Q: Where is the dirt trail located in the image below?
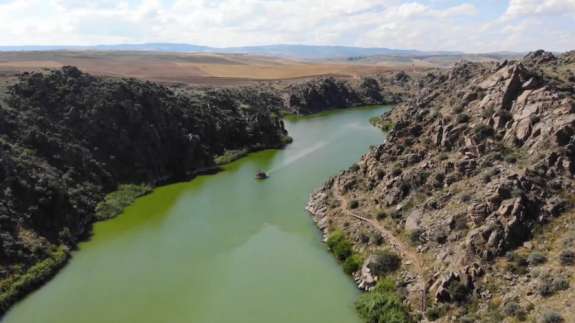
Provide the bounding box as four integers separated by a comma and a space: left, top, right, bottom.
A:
332, 180, 428, 311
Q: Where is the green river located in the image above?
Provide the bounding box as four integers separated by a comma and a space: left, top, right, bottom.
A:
3, 105, 391, 323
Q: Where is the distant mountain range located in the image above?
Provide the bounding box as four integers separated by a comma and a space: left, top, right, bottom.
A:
0, 43, 478, 59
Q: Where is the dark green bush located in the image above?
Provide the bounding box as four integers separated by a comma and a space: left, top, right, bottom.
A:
376, 210, 387, 220
456, 113, 470, 123
447, 279, 468, 303
538, 275, 569, 297
343, 254, 364, 275
355, 278, 411, 323
371, 233, 384, 246
559, 250, 575, 266
349, 200, 360, 209
408, 229, 425, 246
326, 230, 353, 261
503, 301, 526, 319
506, 252, 529, 275
527, 251, 547, 266
474, 124, 494, 141
391, 164, 402, 177
369, 250, 401, 276
541, 311, 563, 323
425, 304, 447, 321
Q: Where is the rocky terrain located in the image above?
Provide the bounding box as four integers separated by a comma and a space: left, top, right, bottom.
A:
280, 76, 404, 114
307, 50, 575, 322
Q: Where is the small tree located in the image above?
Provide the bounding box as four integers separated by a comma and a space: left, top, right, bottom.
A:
369, 249, 401, 276
560, 250, 575, 266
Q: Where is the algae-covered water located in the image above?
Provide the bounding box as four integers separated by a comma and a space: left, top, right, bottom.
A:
3, 106, 391, 323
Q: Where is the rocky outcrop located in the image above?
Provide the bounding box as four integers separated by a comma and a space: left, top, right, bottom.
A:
306, 51, 575, 320
283, 77, 396, 114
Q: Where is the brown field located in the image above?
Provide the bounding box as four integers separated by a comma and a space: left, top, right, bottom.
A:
0, 51, 416, 87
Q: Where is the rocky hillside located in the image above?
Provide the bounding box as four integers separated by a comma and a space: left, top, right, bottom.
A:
280, 76, 404, 114
307, 50, 575, 322
0, 66, 290, 314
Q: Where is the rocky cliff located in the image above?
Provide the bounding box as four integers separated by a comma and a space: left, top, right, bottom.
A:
307, 51, 575, 322
0, 66, 290, 314
281, 76, 403, 114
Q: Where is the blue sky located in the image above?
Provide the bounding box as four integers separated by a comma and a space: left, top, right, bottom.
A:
0, 0, 573, 52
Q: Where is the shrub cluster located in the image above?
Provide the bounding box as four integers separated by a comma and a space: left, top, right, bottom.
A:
95, 184, 153, 221
527, 251, 548, 266
559, 250, 575, 266
506, 252, 529, 275
355, 278, 411, 323
326, 230, 363, 275
369, 249, 402, 276
541, 311, 564, 323
537, 274, 570, 297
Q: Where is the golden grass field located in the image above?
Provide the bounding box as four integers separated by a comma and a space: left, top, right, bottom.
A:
0, 51, 413, 86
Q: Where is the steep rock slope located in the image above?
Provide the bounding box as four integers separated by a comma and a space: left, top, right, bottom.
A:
0, 66, 289, 314
307, 51, 575, 321
281, 76, 403, 114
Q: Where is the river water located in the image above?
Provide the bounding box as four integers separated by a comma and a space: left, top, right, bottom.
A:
3, 105, 391, 323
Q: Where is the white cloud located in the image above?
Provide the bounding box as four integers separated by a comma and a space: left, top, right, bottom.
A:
0, 0, 573, 52
505, 0, 575, 19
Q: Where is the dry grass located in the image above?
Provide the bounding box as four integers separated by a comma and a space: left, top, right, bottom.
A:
0, 51, 415, 86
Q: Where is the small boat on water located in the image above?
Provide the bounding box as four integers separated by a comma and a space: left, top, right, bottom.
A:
255, 171, 268, 180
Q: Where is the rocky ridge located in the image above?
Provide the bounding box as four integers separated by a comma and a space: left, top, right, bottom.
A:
307, 51, 575, 322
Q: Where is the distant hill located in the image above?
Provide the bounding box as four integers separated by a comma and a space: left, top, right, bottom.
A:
0, 43, 469, 60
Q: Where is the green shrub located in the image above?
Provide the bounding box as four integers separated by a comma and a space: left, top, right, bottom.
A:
376, 210, 387, 220
538, 275, 570, 297
214, 148, 249, 165
474, 124, 495, 141
527, 251, 547, 266
369, 249, 401, 276
349, 200, 360, 209
343, 254, 364, 275
370, 233, 384, 246
0, 246, 69, 312
559, 250, 575, 266
506, 252, 529, 275
326, 230, 353, 261
503, 301, 525, 319
456, 113, 470, 123
482, 107, 495, 118
447, 279, 468, 303
541, 311, 563, 323
426, 304, 447, 321
408, 229, 425, 246
391, 164, 402, 177
326, 230, 364, 275
355, 278, 411, 323
95, 184, 153, 221
369, 116, 395, 132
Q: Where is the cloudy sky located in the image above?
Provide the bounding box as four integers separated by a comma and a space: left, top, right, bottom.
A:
0, 0, 573, 52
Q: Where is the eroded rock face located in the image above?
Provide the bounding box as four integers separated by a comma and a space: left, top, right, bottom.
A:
306, 51, 575, 312
283, 76, 398, 114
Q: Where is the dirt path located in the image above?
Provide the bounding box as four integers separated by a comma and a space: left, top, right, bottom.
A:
332, 181, 428, 311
